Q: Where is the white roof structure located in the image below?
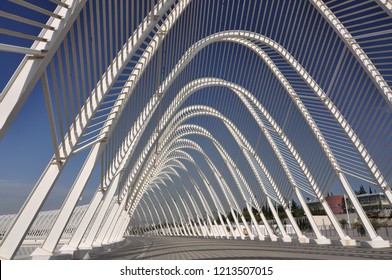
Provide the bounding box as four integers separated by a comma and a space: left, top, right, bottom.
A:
0, 0, 391, 259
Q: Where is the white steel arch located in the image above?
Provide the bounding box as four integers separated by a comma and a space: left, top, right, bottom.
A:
148, 30, 391, 203
124, 104, 302, 242
143, 138, 261, 240
124, 75, 358, 244
83, 28, 391, 249
152, 136, 281, 240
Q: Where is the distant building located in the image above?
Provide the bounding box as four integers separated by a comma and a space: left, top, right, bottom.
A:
325, 195, 345, 214
356, 193, 391, 212
307, 193, 391, 215
307, 195, 347, 215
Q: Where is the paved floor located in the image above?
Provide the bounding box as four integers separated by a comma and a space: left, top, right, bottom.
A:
91, 236, 392, 260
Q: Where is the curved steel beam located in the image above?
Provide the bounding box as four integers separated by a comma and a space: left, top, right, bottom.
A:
156, 107, 307, 241
148, 142, 256, 239
310, 0, 392, 109
137, 150, 246, 239
149, 30, 391, 203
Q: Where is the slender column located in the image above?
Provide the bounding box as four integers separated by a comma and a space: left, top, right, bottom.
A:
212, 218, 224, 238
188, 219, 198, 236
205, 215, 215, 237
59, 190, 104, 254
198, 217, 208, 237
230, 208, 245, 239
223, 215, 236, 239
184, 222, 192, 236
151, 191, 173, 236
217, 212, 230, 239
267, 198, 291, 242
94, 202, 120, 246
32, 144, 104, 258
145, 194, 165, 235
294, 187, 329, 243
257, 211, 276, 241
338, 173, 387, 247
239, 212, 254, 240
281, 200, 308, 243
106, 210, 124, 244
114, 215, 130, 242
80, 173, 122, 248
192, 219, 202, 236
246, 203, 265, 240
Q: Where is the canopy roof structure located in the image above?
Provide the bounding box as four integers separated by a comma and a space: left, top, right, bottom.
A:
0, 0, 391, 259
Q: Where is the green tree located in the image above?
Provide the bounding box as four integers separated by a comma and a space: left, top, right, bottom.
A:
353, 220, 366, 236
371, 219, 381, 234
339, 218, 348, 229
291, 199, 304, 217
356, 185, 367, 195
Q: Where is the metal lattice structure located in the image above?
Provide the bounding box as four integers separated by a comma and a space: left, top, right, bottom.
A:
0, 0, 392, 259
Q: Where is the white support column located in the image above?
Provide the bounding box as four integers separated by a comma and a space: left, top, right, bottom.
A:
146, 193, 166, 236
114, 215, 130, 242
294, 188, 330, 245
31, 144, 104, 259
223, 215, 236, 239
108, 210, 127, 243
79, 173, 121, 249
94, 202, 120, 246
0, 162, 62, 260
231, 208, 245, 239
104, 199, 129, 244
172, 222, 180, 236
192, 219, 202, 237
212, 218, 224, 238
246, 203, 265, 241
186, 221, 194, 236
267, 198, 291, 242
217, 212, 230, 239
258, 212, 276, 241
59, 190, 104, 256
184, 222, 192, 236
205, 215, 215, 237
188, 222, 196, 236
239, 213, 254, 240
198, 217, 208, 237
179, 221, 187, 236
190, 219, 199, 236
281, 201, 309, 244
141, 199, 158, 236
338, 173, 390, 248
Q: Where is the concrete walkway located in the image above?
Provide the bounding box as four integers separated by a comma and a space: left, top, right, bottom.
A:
91, 236, 392, 260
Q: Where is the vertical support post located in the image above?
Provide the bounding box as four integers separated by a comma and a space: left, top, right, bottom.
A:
267, 197, 291, 242
231, 208, 245, 239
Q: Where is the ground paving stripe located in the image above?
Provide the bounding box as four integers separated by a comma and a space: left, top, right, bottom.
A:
92, 236, 392, 260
